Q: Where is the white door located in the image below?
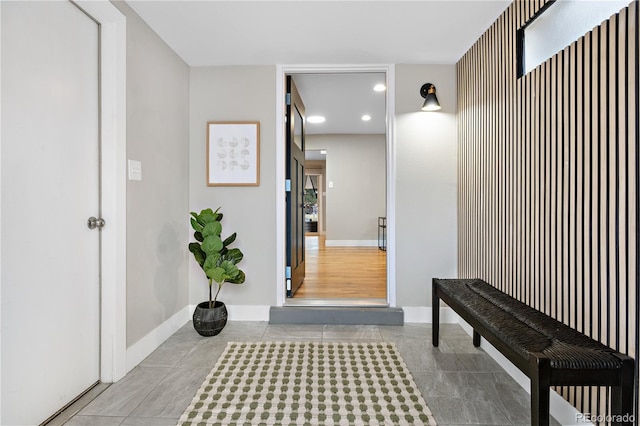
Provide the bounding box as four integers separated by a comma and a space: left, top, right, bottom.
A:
1, 1, 101, 424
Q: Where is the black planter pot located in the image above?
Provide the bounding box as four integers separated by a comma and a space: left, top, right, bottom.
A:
193, 301, 228, 336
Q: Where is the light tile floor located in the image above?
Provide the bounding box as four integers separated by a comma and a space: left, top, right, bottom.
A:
63, 322, 560, 426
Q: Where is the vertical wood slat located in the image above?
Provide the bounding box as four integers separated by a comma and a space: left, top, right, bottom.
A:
632, 0, 639, 418
455, 0, 638, 420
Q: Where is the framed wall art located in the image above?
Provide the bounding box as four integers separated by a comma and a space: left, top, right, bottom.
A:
206, 121, 260, 186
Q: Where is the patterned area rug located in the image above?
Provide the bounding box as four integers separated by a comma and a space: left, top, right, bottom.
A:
178, 341, 436, 426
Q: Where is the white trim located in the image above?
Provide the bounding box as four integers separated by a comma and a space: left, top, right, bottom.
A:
403, 307, 460, 324
223, 305, 271, 322
384, 65, 396, 308
126, 307, 191, 372
275, 64, 396, 308
74, 0, 128, 383
324, 240, 378, 247
0, 4, 4, 420
276, 66, 286, 306
457, 319, 588, 426
127, 304, 270, 370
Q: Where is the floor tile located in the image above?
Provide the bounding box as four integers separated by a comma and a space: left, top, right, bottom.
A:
176, 336, 230, 369
425, 395, 513, 425
63, 321, 572, 426
438, 323, 473, 338
79, 366, 171, 416
138, 336, 196, 368
379, 323, 432, 342
455, 351, 505, 373
394, 339, 467, 373
473, 372, 532, 424
322, 324, 383, 340
438, 337, 483, 354
215, 321, 268, 339
120, 417, 180, 425
262, 323, 324, 341
129, 367, 211, 418
63, 415, 126, 426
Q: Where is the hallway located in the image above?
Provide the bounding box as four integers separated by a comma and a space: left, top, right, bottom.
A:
62, 322, 559, 425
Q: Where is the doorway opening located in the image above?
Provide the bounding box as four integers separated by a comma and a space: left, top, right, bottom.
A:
276, 65, 396, 308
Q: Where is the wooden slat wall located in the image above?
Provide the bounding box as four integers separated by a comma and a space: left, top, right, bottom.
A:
457, 0, 638, 421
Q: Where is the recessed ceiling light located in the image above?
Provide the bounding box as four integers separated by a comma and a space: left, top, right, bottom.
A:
361, 114, 372, 121
307, 116, 325, 123
373, 84, 386, 92
320, 150, 327, 155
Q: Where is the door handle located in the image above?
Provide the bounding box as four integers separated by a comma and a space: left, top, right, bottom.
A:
87, 216, 106, 229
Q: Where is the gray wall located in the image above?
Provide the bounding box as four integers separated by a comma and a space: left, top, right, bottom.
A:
113, 1, 191, 347
307, 134, 386, 243
394, 64, 457, 308
187, 64, 457, 310
306, 160, 326, 232
189, 66, 277, 307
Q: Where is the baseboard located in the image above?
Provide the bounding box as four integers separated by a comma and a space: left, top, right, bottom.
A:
402, 306, 459, 324
124, 304, 271, 373
456, 320, 590, 426
125, 305, 191, 373
224, 304, 271, 321
324, 239, 378, 247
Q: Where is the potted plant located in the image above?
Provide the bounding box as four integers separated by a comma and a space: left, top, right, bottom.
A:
189, 207, 246, 336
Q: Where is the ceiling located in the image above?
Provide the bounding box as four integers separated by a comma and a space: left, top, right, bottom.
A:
125, 0, 511, 135
292, 72, 387, 135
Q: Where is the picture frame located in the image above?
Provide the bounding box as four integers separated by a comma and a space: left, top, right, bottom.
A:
206, 121, 260, 186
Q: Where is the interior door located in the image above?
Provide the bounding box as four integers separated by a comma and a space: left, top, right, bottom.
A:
1, 1, 101, 424
286, 76, 306, 297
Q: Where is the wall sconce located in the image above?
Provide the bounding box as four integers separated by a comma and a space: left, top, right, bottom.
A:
420, 83, 441, 111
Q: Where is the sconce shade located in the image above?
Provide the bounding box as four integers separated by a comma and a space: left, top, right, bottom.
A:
420, 83, 441, 111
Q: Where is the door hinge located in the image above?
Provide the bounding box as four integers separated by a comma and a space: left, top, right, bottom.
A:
285, 179, 291, 192
285, 93, 291, 106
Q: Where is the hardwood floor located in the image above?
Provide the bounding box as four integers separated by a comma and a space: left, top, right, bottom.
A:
293, 235, 387, 299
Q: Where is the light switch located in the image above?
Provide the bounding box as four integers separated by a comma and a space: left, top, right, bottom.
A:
328, 181, 334, 188
128, 159, 142, 181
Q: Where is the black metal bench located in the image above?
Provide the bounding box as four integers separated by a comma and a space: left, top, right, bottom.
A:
432, 278, 634, 426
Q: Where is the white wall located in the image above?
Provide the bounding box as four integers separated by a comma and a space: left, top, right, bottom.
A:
394, 64, 458, 309
189, 66, 277, 308
113, 1, 191, 348
307, 134, 386, 244
0, 5, 3, 420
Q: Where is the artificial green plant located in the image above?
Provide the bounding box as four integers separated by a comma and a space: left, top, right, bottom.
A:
189, 208, 246, 308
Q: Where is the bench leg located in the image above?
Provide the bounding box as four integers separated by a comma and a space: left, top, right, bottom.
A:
611, 357, 634, 426
432, 279, 439, 347
473, 330, 481, 347
530, 354, 551, 426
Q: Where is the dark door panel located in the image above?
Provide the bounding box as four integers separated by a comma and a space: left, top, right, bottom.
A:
286, 76, 306, 296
